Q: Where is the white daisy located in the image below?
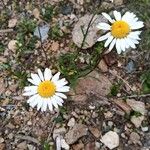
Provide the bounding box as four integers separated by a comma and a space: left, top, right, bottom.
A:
97, 11, 144, 54
23, 68, 70, 112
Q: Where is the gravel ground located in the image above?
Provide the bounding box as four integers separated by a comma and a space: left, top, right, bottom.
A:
0, 0, 150, 150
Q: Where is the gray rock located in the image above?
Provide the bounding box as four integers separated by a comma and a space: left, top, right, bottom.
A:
17, 142, 27, 150
126, 99, 146, 115
65, 124, 88, 144
72, 14, 107, 49
129, 132, 141, 144
34, 25, 50, 42
143, 133, 150, 148
114, 0, 124, 6
125, 60, 135, 73
61, 4, 73, 15
69, 71, 112, 104
98, 59, 108, 72
53, 127, 66, 140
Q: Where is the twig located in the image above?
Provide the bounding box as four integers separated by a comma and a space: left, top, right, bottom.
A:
15, 135, 40, 145
127, 93, 150, 98
47, 111, 60, 142
37, 26, 49, 66
0, 29, 14, 33
109, 70, 135, 92
80, 14, 96, 49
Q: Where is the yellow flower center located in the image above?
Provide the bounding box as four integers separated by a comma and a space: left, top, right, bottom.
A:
111, 21, 130, 38
37, 80, 56, 98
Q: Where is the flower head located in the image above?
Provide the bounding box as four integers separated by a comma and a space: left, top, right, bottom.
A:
23, 68, 70, 112
97, 11, 144, 54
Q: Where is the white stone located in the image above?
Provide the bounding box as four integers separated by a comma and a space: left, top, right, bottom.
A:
0, 137, 4, 143
141, 126, 149, 132
56, 136, 61, 150
8, 18, 17, 28
131, 115, 144, 128
77, 0, 84, 5
27, 144, 36, 150
61, 139, 70, 150
67, 118, 75, 127
95, 142, 101, 148
89, 105, 96, 110
100, 131, 119, 149
8, 40, 17, 51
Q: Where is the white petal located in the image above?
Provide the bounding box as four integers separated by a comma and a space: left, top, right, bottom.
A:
29, 98, 39, 108
55, 92, 67, 99
31, 73, 41, 84
23, 90, 37, 96
130, 21, 144, 30
133, 17, 138, 22
51, 97, 58, 109
113, 11, 121, 21
48, 100, 53, 111
116, 39, 122, 54
104, 35, 114, 47
126, 38, 136, 49
97, 32, 111, 41
53, 96, 63, 106
54, 95, 64, 103
130, 38, 139, 44
38, 69, 44, 81
27, 94, 39, 103
27, 78, 39, 86
96, 23, 111, 30
37, 97, 43, 111
52, 72, 61, 82
122, 12, 141, 29
120, 39, 126, 52
102, 12, 114, 23
128, 31, 141, 40
44, 68, 52, 81
56, 86, 70, 92
41, 100, 48, 112
109, 38, 116, 51
122, 12, 133, 23
55, 80, 68, 88
124, 38, 130, 49
24, 86, 37, 92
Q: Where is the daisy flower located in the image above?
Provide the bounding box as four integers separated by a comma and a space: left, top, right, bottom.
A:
97, 11, 144, 54
23, 68, 70, 112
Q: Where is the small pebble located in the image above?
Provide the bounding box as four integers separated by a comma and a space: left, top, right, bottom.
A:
108, 121, 114, 127
89, 105, 95, 110
67, 118, 75, 127
8, 133, 13, 139
27, 121, 32, 126
0, 137, 4, 143
92, 112, 98, 118
141, 126, 149, 132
